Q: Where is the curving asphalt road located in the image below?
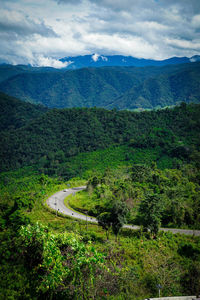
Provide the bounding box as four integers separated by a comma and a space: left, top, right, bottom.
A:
47, 186, 200, 236
47, 186, 97, 223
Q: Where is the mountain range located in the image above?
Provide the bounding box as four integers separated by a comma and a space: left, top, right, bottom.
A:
0, 55, 200, 110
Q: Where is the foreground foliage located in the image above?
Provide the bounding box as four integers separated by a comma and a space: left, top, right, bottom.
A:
1, 167, 200, 299
19, 223, 104, 299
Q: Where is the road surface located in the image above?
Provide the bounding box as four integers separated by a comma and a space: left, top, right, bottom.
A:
47, 186, 200, 236
47, 186, 97, 223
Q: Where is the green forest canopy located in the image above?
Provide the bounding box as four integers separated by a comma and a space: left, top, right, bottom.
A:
0, 97, 200, 175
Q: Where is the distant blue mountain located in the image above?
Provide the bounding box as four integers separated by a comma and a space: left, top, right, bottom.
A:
60, 54, 200, 69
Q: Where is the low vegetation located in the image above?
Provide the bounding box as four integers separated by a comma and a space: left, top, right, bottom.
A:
0, 97, 200, 299
1, 162, 200, 299
70, 164, 200, 230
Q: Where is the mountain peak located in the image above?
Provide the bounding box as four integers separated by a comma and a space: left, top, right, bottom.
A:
60, 54, 198, 69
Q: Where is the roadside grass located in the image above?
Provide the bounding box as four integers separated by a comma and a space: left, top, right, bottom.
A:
0, 166, 88, 235
28, 177, 88, 232
65, 177, 87, 187
66, 190, 95, 214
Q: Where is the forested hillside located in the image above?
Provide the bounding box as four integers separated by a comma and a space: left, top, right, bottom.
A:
0, 65, 159, 108
0, 101, 200, 174
111, 63, 200, 109
0, 64, 62, 83
0, 92, 47, 131
0, 62, 200, 109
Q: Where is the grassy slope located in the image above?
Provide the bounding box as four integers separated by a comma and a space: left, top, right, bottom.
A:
64, 145, 174, 179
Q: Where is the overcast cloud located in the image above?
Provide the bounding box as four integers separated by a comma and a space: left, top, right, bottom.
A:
0, 0, 200, 67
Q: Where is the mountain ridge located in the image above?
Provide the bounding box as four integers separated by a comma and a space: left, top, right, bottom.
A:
1, 62, 200, 110
60, 53, 200, 69
1, 54, 200, 71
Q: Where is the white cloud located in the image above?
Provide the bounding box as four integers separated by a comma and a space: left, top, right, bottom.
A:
192, 14, 200, 28
92, 53, 100, 62
0, 8, 56, 37
91, 53, 108, 62
101, 55, 108, 61
32, 55, 73, 68
0, 0, 200, 65
166, 38, 200, 50
82, 32, 161, 59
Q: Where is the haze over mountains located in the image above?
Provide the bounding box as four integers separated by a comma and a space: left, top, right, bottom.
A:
0, 54, 200, 110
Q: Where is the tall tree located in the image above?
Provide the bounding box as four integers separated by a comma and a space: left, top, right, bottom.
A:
97, 198, 129, 241
139, 192, 163, 238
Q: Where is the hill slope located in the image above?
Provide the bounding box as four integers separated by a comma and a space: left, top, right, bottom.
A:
110, 63, 200, 109
0, 64, 62, 84
0, 63, 200, 109
0, 102, 200, 172
0, 92, 47, 131
0, 67, 144, 108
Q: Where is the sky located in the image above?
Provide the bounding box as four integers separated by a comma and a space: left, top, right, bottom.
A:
0, 0, 200, 67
